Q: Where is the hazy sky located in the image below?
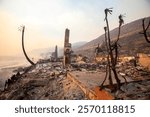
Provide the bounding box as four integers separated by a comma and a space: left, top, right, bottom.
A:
0, 0, 150, 56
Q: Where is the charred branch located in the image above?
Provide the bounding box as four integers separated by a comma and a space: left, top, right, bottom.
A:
140, 18, 150, 43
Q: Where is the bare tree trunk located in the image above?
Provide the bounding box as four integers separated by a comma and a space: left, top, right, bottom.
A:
21, 26, 35, 65
100, 27, 113, 89
140, 18, 150, 43
106, 20, 121, 89
100, 64, 108, 89
104, 27, 113, 86
114, 23, 121, 65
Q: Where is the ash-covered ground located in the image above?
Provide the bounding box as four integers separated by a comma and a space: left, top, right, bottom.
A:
0, 60, 150, 100
0, 62, 86, 100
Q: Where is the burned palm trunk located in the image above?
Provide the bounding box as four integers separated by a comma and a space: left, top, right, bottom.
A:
140, 18, 150, 43
114, 43, 118, 65
63, 28, 72, 68
20, 26, 35, 65
113, 15, 123, 66
104, 27, 113, 86
100, 27, 113, 89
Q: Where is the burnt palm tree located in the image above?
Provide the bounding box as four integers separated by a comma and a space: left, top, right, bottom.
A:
19, 26, 35, 65
101, 8, 122, 90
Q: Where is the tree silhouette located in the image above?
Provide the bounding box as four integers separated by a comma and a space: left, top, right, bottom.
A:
100, 26, 113, 88
113, 14, 124, 65
100, 8, 124, 90
19, 26, 35, 65
140, 18, 150, 43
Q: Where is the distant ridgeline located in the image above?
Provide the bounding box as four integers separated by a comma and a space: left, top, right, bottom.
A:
74, 16, 150, 60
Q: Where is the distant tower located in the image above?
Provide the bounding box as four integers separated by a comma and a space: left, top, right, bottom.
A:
55, 45, 58, 61
63, 28, 71, 67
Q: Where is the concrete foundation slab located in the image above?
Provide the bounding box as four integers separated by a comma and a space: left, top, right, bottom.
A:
67, 71, 135, 100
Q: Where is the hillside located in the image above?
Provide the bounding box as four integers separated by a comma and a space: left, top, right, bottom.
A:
74, 16, 150, 59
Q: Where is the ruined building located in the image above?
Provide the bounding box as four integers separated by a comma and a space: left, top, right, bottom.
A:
63, 28, 72, 67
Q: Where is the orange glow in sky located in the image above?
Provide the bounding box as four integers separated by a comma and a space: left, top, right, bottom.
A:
0, 0, 150, 56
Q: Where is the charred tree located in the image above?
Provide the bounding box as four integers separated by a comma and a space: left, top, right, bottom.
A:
140, 18, 150, 43
100, 8, 124, 90
19, 26, 35, 65
114, 14, 124, 66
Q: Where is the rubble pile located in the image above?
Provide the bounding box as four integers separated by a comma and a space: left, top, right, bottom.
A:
111, 61, 150, 99
71, 63, 106, 72
0, 58, 150, 100
0, 62, 86, 100
118, 61, 150, 80
115, 79, 150, 99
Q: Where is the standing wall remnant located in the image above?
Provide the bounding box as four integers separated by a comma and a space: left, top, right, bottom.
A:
55, 45, 58, 61
63, 28, 71, 67
51, 45, 58, 62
